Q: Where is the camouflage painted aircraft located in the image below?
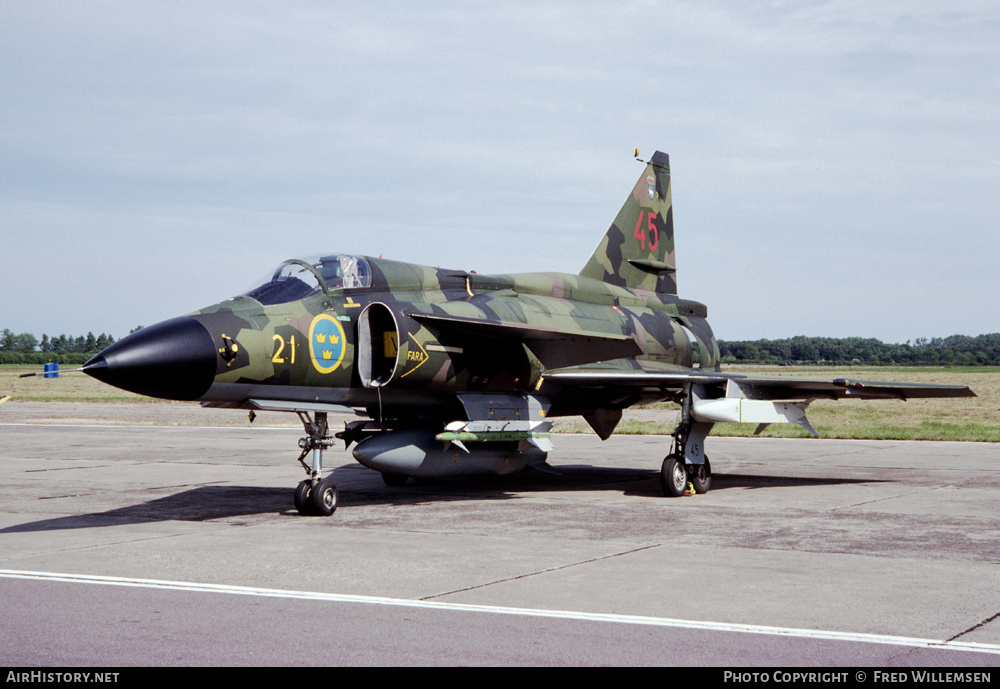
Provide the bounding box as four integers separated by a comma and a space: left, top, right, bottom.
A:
67, 151, 975, 515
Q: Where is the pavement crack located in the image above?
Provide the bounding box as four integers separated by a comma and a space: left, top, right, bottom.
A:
832, 484, 953, 510
944, 610, 1000, 643
0, 527, 230, 563
419, 544, 660, 602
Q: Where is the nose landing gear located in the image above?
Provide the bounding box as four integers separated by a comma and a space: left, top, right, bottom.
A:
293, 411, 338, 516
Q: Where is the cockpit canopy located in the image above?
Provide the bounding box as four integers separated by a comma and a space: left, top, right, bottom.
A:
241, 254, 371, 306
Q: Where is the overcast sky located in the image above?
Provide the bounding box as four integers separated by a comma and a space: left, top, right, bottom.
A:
2, 1, 997, 343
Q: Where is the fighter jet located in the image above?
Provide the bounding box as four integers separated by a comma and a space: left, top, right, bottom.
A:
68, 151, 975, 515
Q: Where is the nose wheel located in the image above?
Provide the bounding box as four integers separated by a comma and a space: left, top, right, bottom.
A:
293, 411, 339, 516
294, 478, 338, 516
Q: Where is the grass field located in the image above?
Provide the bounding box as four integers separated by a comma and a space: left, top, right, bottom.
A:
1, 364, 151, 403
2, 364, 997, 441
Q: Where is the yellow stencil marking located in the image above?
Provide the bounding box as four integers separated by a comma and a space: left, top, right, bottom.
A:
399, 333, 429, 378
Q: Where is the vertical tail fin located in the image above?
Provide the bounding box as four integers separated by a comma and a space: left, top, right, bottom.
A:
579, 151, 676, 294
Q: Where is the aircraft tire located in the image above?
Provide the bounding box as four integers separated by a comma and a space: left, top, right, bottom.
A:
294, 480, 315, 516
689, 456, 711, 494
311, 479, 338, 516
660, 454, 687, 497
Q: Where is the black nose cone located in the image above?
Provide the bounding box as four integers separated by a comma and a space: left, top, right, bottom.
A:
84, 317, 217, 401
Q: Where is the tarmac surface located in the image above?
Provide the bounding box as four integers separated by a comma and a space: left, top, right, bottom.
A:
1, 402, 999, 667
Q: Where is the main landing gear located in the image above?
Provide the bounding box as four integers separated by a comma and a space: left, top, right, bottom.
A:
292, 411, 338, 516
659, 453, 711, 497
659, 394, 714, 498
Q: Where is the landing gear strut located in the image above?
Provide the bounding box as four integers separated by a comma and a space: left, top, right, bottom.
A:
293, 411, 338, 516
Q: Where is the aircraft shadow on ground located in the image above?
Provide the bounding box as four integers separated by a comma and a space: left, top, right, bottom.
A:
2, 464, 886, 533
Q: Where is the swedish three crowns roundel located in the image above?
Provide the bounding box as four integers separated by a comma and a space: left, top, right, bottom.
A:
309, 314, 347, 374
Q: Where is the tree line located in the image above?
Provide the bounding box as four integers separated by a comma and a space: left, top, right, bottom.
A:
0, 328, 119, 364
718, 334, 1000, 366
4, 326, 999, 367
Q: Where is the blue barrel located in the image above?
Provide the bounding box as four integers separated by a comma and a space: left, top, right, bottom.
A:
44, 363, 59, 379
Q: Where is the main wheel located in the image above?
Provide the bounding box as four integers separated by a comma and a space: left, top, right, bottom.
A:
660, 454, 688, 497
294, 480, 315, 516
310, 479, 338, 516
689, 456, 712, 494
